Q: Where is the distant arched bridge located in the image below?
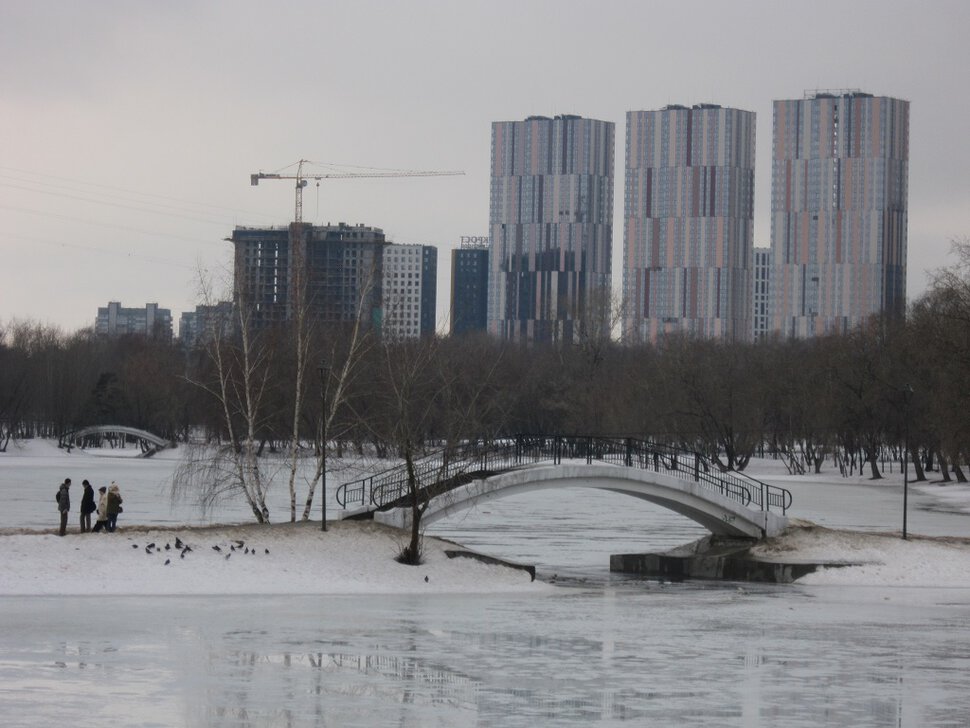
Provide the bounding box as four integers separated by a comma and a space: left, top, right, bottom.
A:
337, 436, 791, 539
59, 426, 171, 457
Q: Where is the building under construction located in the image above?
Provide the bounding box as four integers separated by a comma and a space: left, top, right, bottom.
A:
229, 222, 387, 331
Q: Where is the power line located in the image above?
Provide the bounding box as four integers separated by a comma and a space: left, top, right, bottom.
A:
1, 231, 201, 270
0, 165, 278, 223
0, 180, 238, 226
0, 203, 227, 247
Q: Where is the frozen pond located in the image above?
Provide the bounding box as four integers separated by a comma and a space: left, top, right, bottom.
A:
2, 444, 970, 725
4, 584, 970, 727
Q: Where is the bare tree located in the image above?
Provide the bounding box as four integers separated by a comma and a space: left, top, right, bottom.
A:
0, 323, 29, 451
664, 337, 765, 471
298, 263, 378, 522
177, 274, 275, 523
368, 331, 506, 565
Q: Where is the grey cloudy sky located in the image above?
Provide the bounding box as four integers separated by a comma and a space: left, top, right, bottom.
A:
2, 0, 968, 333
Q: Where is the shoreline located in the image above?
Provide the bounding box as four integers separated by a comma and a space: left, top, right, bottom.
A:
0, 520, 552, 598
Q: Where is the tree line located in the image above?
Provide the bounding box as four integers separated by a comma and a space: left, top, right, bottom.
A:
2, 240, 969, 479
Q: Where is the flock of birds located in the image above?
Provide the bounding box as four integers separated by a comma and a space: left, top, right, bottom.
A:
130, 536, 270, 566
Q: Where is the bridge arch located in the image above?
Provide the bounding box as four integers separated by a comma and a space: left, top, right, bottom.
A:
59, 426, 170, 456
373, 464, 788, 539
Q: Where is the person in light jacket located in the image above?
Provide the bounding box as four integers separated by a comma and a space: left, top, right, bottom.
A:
92, 487, 108, 533
56, 478, 71, 536
79, 480, 97, 533
105, 482, 123, 533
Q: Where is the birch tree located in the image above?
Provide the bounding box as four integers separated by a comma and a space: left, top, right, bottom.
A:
176, 277, 275, 522
297, 263, 378, 521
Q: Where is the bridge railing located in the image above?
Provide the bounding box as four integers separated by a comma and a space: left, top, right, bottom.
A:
336, 434, 792, 515
338, 439, 520, 510
519, 435, 759, 509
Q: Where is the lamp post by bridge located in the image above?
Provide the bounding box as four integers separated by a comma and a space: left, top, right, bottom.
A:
902, 424, 909, 540
318, 365, 330, 532
901, 384, 914, 540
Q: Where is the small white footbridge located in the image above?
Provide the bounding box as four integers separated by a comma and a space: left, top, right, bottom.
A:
58, 426, 171, 457
338, 436, 791, 540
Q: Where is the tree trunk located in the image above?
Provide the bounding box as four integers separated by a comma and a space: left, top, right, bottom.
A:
867, 449, 882, 480
909, 444, 926, 482
953, 461, 968, 484
938, 452, 952, 483
402, 446, 423, 565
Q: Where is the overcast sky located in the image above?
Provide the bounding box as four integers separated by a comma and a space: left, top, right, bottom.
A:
2, 0, 968, 334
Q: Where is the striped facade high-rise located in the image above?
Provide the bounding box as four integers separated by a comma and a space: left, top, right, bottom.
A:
488, 115, 614, 344
769, 92, 910, 337
622, 105, 755, 343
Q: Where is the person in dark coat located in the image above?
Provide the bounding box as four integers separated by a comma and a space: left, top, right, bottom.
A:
79, 480, 97, 533
56, 478, 71, 536
92, 487, 108, 533
105, 482, 123, 533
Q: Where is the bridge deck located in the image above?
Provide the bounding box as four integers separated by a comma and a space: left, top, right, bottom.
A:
337, 435, 791, 538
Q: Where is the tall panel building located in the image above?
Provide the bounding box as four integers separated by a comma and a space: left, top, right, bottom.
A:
179, 301, 234, 350
95, 302, 173, 340
230, 223, 386, 331
752, 247, 771, 341
450, 237, 489, 337
488, 115, 614, 344
622, 104, 755, 343
769, 91, 909, 337
383, 244, 437, 339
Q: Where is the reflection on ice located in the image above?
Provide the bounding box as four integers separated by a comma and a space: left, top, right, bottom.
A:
4, 585, 969, 727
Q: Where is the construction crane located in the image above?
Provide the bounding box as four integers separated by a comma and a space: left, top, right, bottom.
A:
250, 159, 464, 225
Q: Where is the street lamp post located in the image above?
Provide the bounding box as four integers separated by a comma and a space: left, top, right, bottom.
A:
901, 384, 914, 541
318, 365, 329, 532
902, 426, 908, 540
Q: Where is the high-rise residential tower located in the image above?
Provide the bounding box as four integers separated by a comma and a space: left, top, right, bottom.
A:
450, 236, 489, 337
95, 302, 173, 340
769, 91, 909, 337
382, 243, 437, 339
752, 247, 771, 341
488, 115, 614, 344
179, 301, 234, 350
622, 104, 756, 343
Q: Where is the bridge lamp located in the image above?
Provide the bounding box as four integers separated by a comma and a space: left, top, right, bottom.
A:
903, 384, 913, 541
318, 365, 330, 532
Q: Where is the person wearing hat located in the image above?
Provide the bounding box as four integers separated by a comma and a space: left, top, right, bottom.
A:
56, 478, 71, 536
105, 482, 123, 533
79, 480, 97, 533
92, 486, 109, 533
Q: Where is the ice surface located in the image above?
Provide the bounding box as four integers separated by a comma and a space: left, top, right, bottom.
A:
2, 440, 970, 727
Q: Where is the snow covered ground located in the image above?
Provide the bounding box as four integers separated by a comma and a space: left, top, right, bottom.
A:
0, 439, 545, 596
0, 519, 545, 597
2, 438, 970, 594
752, 521, 970, 587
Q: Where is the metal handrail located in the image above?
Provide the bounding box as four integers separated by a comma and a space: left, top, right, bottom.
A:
335, 434, 792, 516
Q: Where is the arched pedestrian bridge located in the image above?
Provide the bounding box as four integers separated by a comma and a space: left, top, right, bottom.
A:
59, 426, 171, 457
337, 436, 791, 539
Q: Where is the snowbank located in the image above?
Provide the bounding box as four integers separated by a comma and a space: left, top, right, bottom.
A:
751, 521, 970, 587
0, 520, 549, 597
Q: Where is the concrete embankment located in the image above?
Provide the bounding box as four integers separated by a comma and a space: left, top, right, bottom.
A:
611, 534, 854, 584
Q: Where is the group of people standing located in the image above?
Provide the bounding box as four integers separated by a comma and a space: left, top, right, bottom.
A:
56, 478, 123, 536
